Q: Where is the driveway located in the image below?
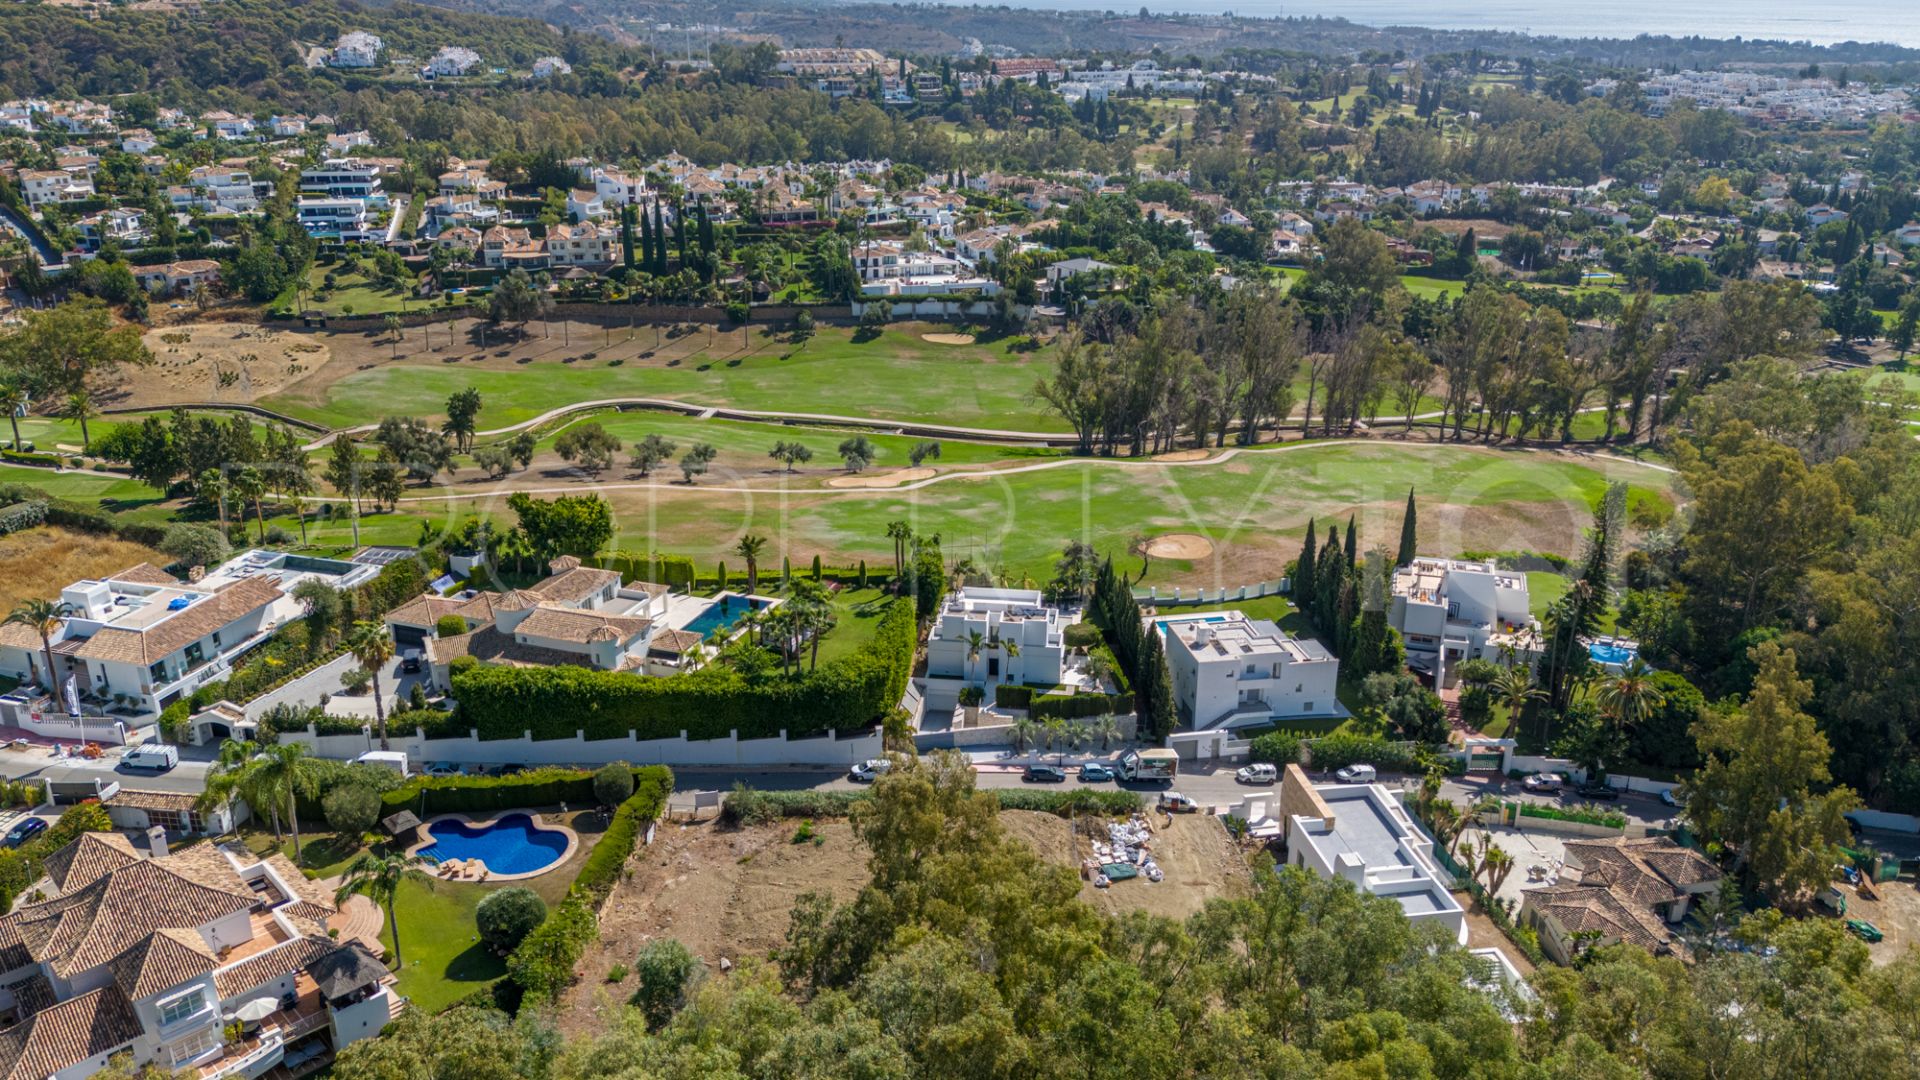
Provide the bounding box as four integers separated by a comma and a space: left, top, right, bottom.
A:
244, 652, 428, 722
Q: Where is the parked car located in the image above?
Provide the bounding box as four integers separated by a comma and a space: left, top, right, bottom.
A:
1522, 773, 1564, 793
490, 763, 526, 776
849, 758, 891, 783
3, 818, 46, 848
1236, 763, 1279, 785
1847, 918, 1885, 943
1159, 791, 1200, 813
1334, 764, 1377, 784
1023, 765, 1067, 783
1078, 763, 1114, 783
1660, 787, 1685, 808
1575, 783, 1620, 801
400, 649, 424, 674
424, 762, 462, 778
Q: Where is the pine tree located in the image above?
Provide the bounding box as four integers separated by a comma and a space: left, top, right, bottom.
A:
1396, 488, 1418, 567
1293, 518, 1317, 603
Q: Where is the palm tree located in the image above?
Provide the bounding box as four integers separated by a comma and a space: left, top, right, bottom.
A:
334, 851, 435, 968
964, 629, 988, 673
62, 389, 97, 451
346, 621, 396, 749
6, 599, 71, 693
884, 520, 912, 588
1042, 717, 1069, 760
733, 535, 767, 594
206, 741, 320, 861
0, 380, 27, 450
230, 466, 268, 543
1481, 843, 1516, 897
1494, 666, 1546, 734
1595, 658, 1665, 731
1010, 716, 1040, 754
382, 314, 403, 359
1089, 713, 1121, 751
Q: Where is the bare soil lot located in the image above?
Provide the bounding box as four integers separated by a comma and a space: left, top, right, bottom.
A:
117, 324, 334, 409
562, 809, 1252, 1035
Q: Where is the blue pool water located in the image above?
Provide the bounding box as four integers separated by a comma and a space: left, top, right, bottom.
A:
681, 594, 773, 639
418, 813, 567, 875
1589, 642, 1636, 667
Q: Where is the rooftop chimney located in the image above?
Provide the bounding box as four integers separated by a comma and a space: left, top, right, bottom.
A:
146, 825, 169, 859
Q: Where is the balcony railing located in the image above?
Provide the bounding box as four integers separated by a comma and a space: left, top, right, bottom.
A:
200, 1030, 284, 1080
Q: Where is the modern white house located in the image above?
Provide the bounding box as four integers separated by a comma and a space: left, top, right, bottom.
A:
1155, 611, 1340, 731
423, 46, 482, 78
1389, 557, 1538, 687
0, 831, 397, 1080
531, 56, 572, 79
0, 552, 381, 723
924, 588, 1067, 689
294, 197, 379, 243
1278, 764, 1467, 943
298, 160, 384, 202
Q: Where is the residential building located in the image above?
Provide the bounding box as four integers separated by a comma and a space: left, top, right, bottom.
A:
330, 31, 383, 69
75, 209, 149, 252
269, 115, 309, 137
1389, 557, 1537, 686
19, 170, 93, 209
325, 130, 373, 154
924, 588, 1068, 689
0, 551, 379, 720
543, 221, 616, 266
298, 160, 384, 201
0, 831, 397, 1079
1278, 765, 1467, 943
133, 260, 221, 297
475, 225, 542, 268
397, 557, 698, 687
532, 56, 572, 79
119, 130, 158, 154
202, 111, 255, 140
181, 167, 260, 213
295, 197, 378, 242
1804, 203, 1848, 227
424, 47, 482, 78
566, 189, 607, 222
775, 48, 890, 77
1520, 837, 1720, 964
1155, 611, 1340, 730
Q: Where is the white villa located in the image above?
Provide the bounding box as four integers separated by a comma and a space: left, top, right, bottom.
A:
924, 588, 1067, 689
423, 47, 482, 78
1520, 837, 1720, 964
330, 32, 383, 69
393, 556, 708, 687
1278, 764, 1466, 943
0, 552, 381, 724
1389, 557, 1538, 686
0, 831, 397, 1080
1155, 611, 1340, 730
532, 56, 572, 79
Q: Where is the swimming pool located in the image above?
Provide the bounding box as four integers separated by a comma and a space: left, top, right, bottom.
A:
1589, 641, 1637, 667
680, 593, 774, 640
417, 813, 570, 876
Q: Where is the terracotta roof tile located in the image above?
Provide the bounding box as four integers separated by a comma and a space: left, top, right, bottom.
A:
108, 928, 217, 999
0, 985, 141, 1080
13, 857, 255, 977
213, 935, 333, 1000
427, 625, 586, 670
39, 832, 138, 896
527, 564, 622, 604
512, 607, 648, 645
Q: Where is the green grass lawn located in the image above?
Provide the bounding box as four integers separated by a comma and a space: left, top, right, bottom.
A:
261, 326, 1066, 432
809, 586, 892, 665
285, 263, 418, 318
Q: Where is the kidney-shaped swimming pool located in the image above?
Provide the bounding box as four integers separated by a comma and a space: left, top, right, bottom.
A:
417, 813, 572, 876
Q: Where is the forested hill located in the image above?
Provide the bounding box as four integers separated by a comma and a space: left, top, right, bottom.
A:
0, 0, 636, 103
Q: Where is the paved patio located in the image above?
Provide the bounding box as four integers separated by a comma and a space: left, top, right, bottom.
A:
1458, 824, 1573, 908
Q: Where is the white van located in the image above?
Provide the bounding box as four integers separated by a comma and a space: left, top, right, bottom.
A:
1333, 764, 1377, 784
120, 743, 179, 772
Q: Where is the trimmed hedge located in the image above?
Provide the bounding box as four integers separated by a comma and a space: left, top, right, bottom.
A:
1303, 733, 1421, 772
452, 598, 916, 742
589, 552, 696, 592
1031, 691, 1133, 721
1518, 802, 1627, 829
0, 450, 60, 468
573, 765, 673, 901
0, 483, 167, 547
0, 501, 47, 536
379, 766, 608, 818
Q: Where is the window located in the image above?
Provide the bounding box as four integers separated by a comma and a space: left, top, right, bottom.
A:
987, 658, 999, 678
211, 631, 222, 648
149, 661, 167, 683
183, 641, 205, 667
158, 988, 206, 1026
166, 1026, 219, 1064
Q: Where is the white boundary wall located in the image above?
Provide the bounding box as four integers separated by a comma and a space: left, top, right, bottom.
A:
278, 723, 882, 768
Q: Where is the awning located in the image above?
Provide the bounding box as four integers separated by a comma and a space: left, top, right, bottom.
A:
380, 810, 421, 835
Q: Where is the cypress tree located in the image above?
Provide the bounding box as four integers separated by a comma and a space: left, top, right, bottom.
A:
810, 554, 822, 582
857, 559, 867, 588
1314, 533, 1342, 630
1294, 518, 1317, 603
622, 205, 638, 271
698, 203, 715, 255
716, 561, 727, 590
651, 203, 668, 273
1334, 578, 1358, 656
1141, 629, 1176, 740
1396, 488, 1418, 567
1343, 514, 1358, 570
676, 205, 689, 263
781, 556, 792, 588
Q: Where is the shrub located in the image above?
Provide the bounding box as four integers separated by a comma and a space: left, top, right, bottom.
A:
606, 963, 629, 983
506, 893, 596, 999
592, 761, 636, 807
1031, 691, 1132, 721
719, 785, 1140, 824
1305, 733, 1419, 772
1248, 731, 1302, 766
630, 939, 702, 1030
340, 666, 373, 694
1063, 622, 1104, 649
475, 886, 547, 953
321, 784, 381, 836
572, 765, 673, 901
436, 615, 469, 638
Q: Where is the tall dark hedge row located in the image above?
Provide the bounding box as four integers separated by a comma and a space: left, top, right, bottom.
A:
452, 598, 916, 742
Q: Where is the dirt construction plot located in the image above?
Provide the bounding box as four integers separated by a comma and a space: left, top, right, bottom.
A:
562, 809, 1252, 1035
1830, 876, 1920, 966
113, 324, 333, 409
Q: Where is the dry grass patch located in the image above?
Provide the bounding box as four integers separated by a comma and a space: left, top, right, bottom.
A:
0, 527, 165, 612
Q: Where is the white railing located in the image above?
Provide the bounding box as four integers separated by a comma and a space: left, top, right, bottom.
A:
201, 1030, 283, 1080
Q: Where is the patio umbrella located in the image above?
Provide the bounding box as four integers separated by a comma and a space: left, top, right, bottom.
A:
231, 997, 277, 1023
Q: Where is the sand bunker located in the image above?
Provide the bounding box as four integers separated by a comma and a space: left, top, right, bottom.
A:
1143, 533, 1214, 560
826, 467, 937, 489
1154, 449, 1214, 462
921, 333, 977, 345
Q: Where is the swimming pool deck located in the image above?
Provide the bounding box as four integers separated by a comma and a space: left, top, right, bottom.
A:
404, 811, 579, 882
